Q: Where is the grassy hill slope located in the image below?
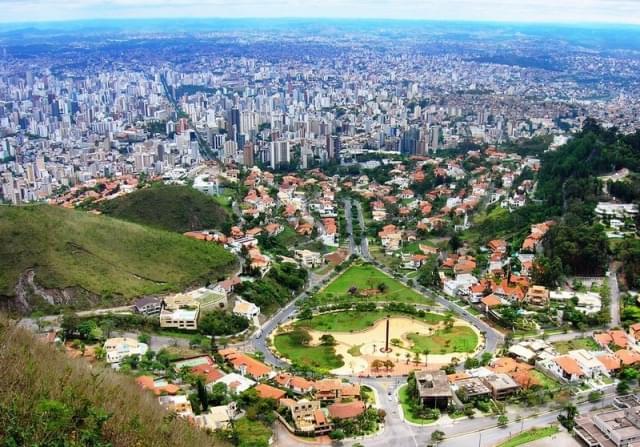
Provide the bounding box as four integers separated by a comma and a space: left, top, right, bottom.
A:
0, 205, 236, 312
0, 317, 229, 447
98, 184, 230, 233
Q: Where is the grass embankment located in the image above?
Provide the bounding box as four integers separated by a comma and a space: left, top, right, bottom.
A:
316, 264, 433, 305
497, 426, 560, 447
0, 317, 227, 447
98, 184, 230, 232
406, 326, 478, 354
0, 206, 236, 310
398, 385, 437, 425
273, 333, 344, 370
296, 310, 444, 332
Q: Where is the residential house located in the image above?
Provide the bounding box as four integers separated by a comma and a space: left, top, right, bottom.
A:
328, 401, 366, 420
482, 373, 520, 399
160, 294, 200, 331
378, 224, 402, 252
219, 348, 273, 380
313, 379, 361, 402
136, 376, 180, 396
158, 395, 193, 417
103, 337, 148, 364
549, 355, 585, 382
194, 402, 240, 431
295, 249, 323, 269
281, 399, 332, 436
215, 372, 256, 394
525, 285, 549, 307
569, 349, 609, 379
233, 297, 260, 320
255, 383, 287, 401
133, 296, 163, 315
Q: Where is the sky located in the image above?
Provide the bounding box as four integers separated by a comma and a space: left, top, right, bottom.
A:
1, 0, 640, 25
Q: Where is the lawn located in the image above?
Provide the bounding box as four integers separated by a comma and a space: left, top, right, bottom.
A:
497, 425, 560, 447
274, 225, 301, 248
316, 264, 433, 305
406, 326, 478, 354
398, 385, 437, 425
530, 370, 561, 390
402, 240, 437, 255
234, 417, 272, 447
0, 205, 236, 310
273, 332, 344, 370
552, 337, 600, 354
361, 385, 376, 405
296, 310, 444, 332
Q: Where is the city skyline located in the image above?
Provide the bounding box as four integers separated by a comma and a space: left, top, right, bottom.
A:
1, 0, 640, 25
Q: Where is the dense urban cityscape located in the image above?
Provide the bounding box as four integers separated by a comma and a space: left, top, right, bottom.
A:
2, 16, 640, 447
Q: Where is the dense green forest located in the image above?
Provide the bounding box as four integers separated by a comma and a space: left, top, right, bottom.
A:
98, 184, 230, 233
465, 119, 640, 278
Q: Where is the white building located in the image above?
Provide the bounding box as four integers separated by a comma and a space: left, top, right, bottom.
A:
103, 337, 149, 364
215, 372, 256, 394
233, 297, 260, 320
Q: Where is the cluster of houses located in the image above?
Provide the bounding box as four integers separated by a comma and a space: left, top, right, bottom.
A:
507, 325, 640, 384
132, 278, 259, 332
50, 174, 140, 208
126, 347, 369, 437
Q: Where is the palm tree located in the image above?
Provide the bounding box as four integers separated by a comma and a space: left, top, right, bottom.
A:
405, 352, 411, 364
413, 351, 421, 365
423, 349, 430, 367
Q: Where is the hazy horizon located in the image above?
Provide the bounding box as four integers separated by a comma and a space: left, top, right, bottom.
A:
1, 0, 640, 26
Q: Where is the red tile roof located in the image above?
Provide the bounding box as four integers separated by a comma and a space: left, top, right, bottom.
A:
328, 401, 366, 420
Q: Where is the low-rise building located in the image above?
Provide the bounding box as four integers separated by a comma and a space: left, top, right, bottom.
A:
103, 337, 149, 364
415, 370, 453, 410
482, 373, 520, 399
219, 348, 273, 380
525, 285, 549, 307
194, 402, 240, 431
575, 406, 640, 447
158, 395, 193, 417
294, 249, 323, 269
133, 296, 163, 315
281, 399, 332, 436
159, 294, 200, 331
233, 297, 260, 320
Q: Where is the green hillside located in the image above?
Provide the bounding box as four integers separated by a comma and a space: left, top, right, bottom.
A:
0, 317, 229, 447
98, 184, 230, 233
0, 205, 236, 312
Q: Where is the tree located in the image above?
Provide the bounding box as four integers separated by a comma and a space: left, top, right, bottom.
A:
94, 346, 106, 361
196, 378, 209, 412
319, 334, 336, 346
497, 414, 509, 427
423, 349, 430, 367
480, 352, 493, 366
138, 333, 151, 345
384, 360, 395, 371
431, 430, 445, 443
298, 307, 313, 320
371, 359, 384, 372
558, 403, 578, 430
330, 429, 346, 440
617, 380, 631, 395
